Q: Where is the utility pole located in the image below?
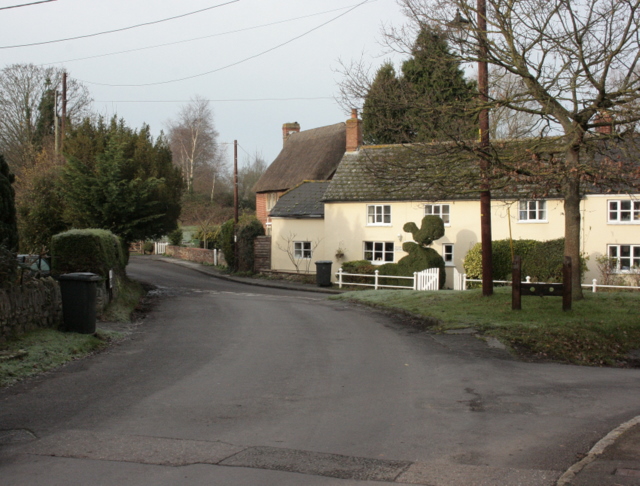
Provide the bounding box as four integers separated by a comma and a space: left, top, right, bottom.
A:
60, 71, 67, 155
477, 0, 493, 297
233, 140, 239, 271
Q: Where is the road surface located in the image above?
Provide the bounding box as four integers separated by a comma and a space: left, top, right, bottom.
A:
1, 256, 640, 485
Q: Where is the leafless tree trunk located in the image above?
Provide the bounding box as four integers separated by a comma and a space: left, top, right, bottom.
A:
167, 95, 221, 195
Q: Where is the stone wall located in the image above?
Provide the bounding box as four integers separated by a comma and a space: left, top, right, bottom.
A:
0, 278, 62, 340
165, 246, 226, 266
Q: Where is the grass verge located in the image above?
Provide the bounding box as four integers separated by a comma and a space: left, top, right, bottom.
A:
0, 329, 120, 387
0, 277, 147, 388
332, 287, 640, 367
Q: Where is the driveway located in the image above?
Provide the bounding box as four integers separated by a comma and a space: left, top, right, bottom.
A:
1, 256, 639, 485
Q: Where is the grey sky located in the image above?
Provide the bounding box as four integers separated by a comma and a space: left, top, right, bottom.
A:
0, 0, 406, 166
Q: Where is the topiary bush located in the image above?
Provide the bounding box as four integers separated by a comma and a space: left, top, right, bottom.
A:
395, 215, 446, 288
51, 229, 125, 278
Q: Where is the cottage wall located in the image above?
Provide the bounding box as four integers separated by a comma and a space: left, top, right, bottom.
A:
270, 218, 326, 275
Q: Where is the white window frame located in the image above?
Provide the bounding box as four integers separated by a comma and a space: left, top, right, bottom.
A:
518, 200, 547, 222
363, 241, 394, 263
608, 244, 640, 272
442, 243, 454, 266
425, 204, 451, 225
294, 241, 312, 259
608, 200, 640, 224
367, 205, 391, 226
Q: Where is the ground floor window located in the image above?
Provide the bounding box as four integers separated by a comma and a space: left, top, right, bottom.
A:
294, 241, 312, 259
518, 200, 547, 222
364, 241, 394, 262
608, 244, 640, 272
442, 243, 454, 265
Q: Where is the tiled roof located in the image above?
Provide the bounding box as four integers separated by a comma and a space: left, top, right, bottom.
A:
269, 181, 331, 218
253, 123, 346, 193
322, 140, 640, 202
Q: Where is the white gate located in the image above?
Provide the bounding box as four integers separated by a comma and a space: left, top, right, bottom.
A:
154, 242, 168, 254
453, 267, 467, 291
415, 268, 439, 291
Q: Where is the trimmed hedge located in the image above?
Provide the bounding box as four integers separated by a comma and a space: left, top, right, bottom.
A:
51, 229, 125, 277
463, 238, 584, 282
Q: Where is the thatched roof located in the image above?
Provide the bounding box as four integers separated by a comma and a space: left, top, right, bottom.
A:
254, 123, 346, 193
270, 181, 330, 218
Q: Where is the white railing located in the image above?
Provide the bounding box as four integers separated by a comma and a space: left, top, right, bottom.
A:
335, 267, 439, 291
155, 242, 168, 254
453, 268, 640, 292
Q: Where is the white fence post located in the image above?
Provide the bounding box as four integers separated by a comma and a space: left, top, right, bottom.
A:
413, 272, 418, 290
214, 249, 218, 266
338, 268, 343, 289
592, 278, 597, 293
374, 270, 379, 290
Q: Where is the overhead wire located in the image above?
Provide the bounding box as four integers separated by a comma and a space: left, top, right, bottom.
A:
0, 0, 239, 49
0, 0, 56, 11
80, 0, 373, 88
45, 5, 361, 65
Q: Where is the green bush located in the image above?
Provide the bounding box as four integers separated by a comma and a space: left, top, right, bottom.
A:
168, 228, 183, 246
220, 220, 236, 270
194, 225, 221, 250
0, 245, 17, 289
143, 241, 154, 254
340, 260, 377, 285
51, 229, 125, 278
237, 218, 265, 273
463, 238, 584, 282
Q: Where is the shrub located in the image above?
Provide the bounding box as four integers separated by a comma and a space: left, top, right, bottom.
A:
463, 238, 585, 282
0, 245, 17, 289
237, 218, 265, 273
168, 228, 183, 246
0, 154, 18, 251
194, 225, 221, 250
51, 229, 125, 278
219, 220, 236, 270
143, 241, 154, 254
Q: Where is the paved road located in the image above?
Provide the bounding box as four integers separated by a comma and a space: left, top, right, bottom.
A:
1, 257, 640, 485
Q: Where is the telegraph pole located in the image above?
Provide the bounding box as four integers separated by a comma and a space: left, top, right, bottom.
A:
477, 0, 493, 297
233, 140, 239, 271
60, 71, 67, 154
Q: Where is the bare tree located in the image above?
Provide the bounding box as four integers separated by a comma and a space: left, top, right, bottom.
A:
238, 151, 268, 209
167, 96, 221, 195
0, 64, 92, 172
363, 0, 640, 299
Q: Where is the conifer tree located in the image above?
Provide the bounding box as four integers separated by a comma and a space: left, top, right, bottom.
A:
0, 154, 19, 251
361, 27, 476, 144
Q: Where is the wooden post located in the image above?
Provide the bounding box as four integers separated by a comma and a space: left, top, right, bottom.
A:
512, 255, 522, 310
563, 256, 572, 311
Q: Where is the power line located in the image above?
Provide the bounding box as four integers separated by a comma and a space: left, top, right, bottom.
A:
45, 5, 360, 65
80, 0, 373, 88
94, 97, 334, 103
0, 0, 239, 49
0, 0, 56, 11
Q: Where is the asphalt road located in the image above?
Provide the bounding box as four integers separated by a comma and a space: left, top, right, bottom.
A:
1, 257, 640, 485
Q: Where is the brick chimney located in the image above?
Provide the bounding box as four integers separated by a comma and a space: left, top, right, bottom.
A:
346, 108, 362, 152
282, 122, 300, 146
594, 111, 613, 135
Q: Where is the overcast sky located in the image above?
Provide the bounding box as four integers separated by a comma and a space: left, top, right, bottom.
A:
0, 0, 407, 167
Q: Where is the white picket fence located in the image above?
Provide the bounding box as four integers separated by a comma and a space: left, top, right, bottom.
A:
336, 267, 439, 291
154, 242, 168, 254
453, 268, 640, 292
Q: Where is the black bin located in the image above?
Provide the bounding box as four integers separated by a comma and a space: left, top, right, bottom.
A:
315, 260, 333, 287
58, 273, 102, 334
